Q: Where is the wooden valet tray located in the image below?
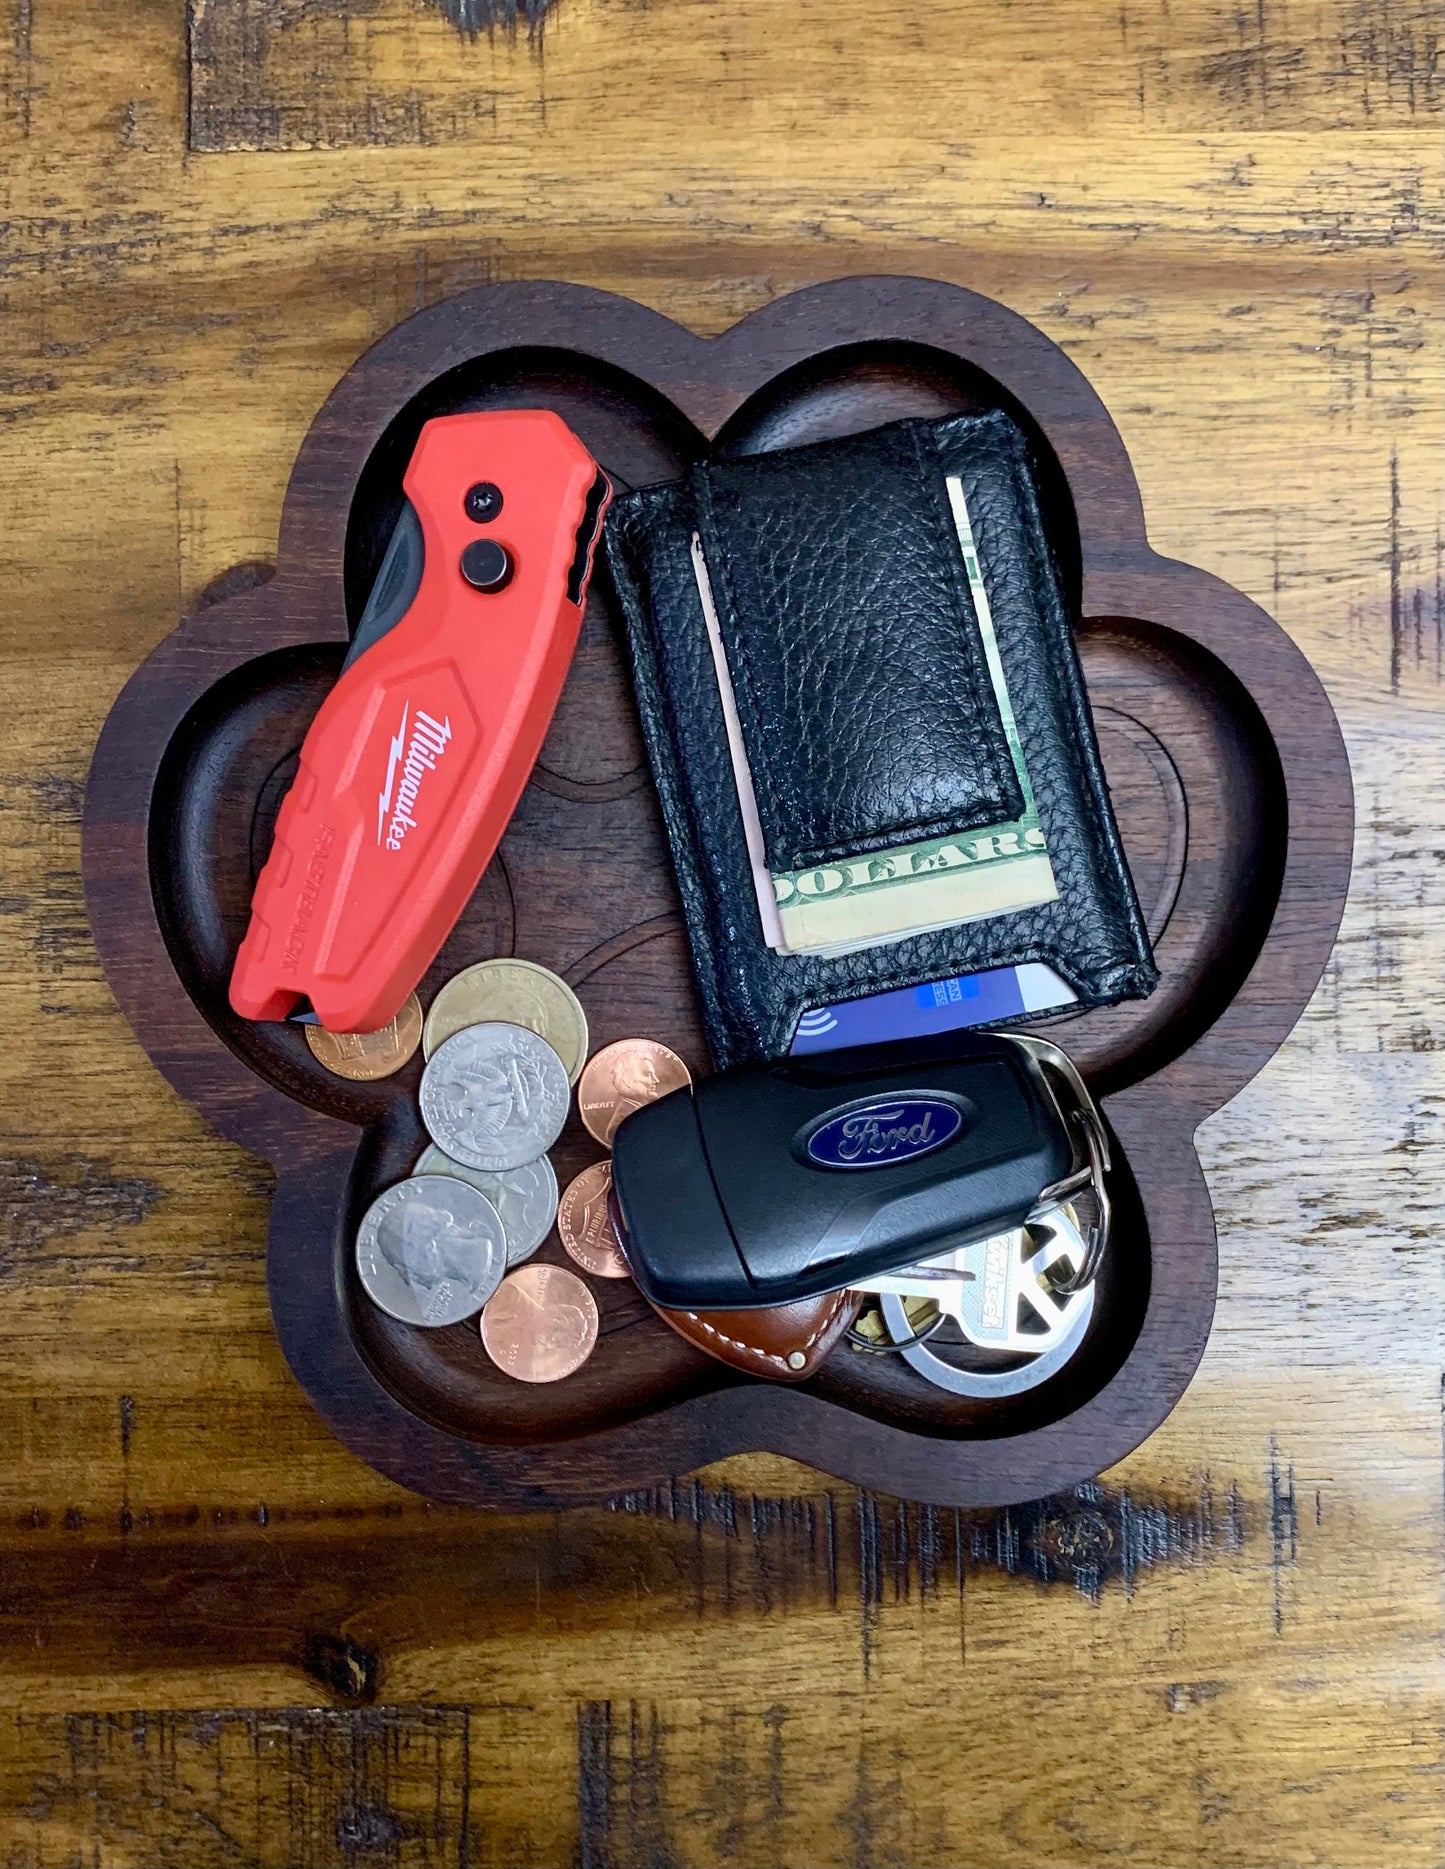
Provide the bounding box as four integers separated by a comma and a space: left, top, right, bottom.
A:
83, 277, 1352, 1510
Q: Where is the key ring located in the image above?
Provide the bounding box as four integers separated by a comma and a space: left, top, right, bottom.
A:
1043, 1105, 1111, 1291
845, 1308, 950, 1355
1013, 1035, 1112, 1294
878, 1279, 1096, 1396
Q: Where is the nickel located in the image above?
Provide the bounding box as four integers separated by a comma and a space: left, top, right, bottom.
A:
578, 1038, 691, 1146
557, 1161, 631, 1280
415, 1143, 558, 1266
355, 1174, 506, 1327
304, 993, 423, 1080
422, 958, 589, 1082
480, 1262, 599, 1384
420, 1022, 571, 1171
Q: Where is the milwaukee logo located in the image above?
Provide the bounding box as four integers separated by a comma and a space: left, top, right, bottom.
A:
980, 1233, 1010, 1330
378, 704, 452, 851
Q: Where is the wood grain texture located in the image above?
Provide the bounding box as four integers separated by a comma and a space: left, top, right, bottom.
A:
1, 0, 1442, 1862
184, 0, 1442, 150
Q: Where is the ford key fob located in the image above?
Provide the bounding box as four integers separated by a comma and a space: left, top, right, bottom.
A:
609, 1030, 1078, 1311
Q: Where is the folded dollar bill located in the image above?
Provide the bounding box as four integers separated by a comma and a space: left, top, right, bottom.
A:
691, 476, 1058, 957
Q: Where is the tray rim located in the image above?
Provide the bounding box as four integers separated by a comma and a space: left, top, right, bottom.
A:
83, 274, 1354, 1508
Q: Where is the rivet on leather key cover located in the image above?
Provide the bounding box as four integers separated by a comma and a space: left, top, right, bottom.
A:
604, 410, 1157, 1067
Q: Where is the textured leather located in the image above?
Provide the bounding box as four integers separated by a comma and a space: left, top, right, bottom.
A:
692, 423, 1021, 869
604, 409, 1158, 1069
652, 1289, 863, 1381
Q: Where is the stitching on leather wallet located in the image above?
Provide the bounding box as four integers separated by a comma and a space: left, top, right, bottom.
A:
607, 504, 729, 1009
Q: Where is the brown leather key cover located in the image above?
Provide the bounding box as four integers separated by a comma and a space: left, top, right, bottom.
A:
651, 1289, 862, 1382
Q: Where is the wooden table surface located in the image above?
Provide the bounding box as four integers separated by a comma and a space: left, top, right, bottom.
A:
1, 2, 1440, 1863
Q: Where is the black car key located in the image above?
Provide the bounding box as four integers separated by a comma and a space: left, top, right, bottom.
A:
609, 1029, 1083, 1312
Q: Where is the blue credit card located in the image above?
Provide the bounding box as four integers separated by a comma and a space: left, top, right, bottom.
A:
789, 962, 1077, 1054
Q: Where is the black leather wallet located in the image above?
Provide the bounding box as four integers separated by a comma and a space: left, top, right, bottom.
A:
603, 410, 1156, 1067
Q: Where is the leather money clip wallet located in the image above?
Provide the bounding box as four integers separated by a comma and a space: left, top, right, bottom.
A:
603, 410, 1157, 1068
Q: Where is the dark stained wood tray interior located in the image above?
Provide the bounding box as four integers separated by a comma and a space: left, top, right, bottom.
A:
84, 278, 1353, 1508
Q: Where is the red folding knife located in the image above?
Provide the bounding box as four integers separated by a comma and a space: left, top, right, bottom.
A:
228, 410, 611, 1033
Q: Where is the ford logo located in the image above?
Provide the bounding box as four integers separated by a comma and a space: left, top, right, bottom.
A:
804, 1096, 964, 1170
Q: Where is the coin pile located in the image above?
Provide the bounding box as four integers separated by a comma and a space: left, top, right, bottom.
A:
329, 958, 690, 1385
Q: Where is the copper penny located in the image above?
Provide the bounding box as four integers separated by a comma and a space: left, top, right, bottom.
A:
480, 1263, 599, 1384
304, 993, 423, 1080
557, 1161, 631, 1280
577, 1038, 691, 1147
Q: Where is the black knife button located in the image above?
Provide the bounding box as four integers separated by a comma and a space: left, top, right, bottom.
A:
460, 539, 513, 592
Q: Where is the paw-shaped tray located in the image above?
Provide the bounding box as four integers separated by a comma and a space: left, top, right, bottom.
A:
84, 277, 1352, 1508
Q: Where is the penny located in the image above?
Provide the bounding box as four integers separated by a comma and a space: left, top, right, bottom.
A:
557, 1161, 631, 1280
419, 1022, 571, 1171
480, 1262, 599, 1384
422, 958, 589, 1082
355, 1174, 506, 1327
304, 993, 423, 1080
577, 1038, 691, 1147
414, 1144, 558, 1266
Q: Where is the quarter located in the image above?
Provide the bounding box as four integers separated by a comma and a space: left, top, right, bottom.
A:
577, 1038, 692, 1147
557, 1161, 631, 1279
419, 1022, 571, 1171
355, 1174, 506, 1327
414, 1143, 558, 1266
304, 993, 423, 1080
422, 958, 589, 1082
480, 1263, 600, 1384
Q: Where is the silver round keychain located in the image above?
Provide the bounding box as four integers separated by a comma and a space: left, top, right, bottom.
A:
876, 1205, 1096, 1397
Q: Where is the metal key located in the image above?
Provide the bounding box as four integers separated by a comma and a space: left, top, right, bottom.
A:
860, 1201, 1093, 1354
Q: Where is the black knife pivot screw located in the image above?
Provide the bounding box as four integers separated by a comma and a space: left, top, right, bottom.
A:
460, 538, 513, 592
463, 481, 504, 522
